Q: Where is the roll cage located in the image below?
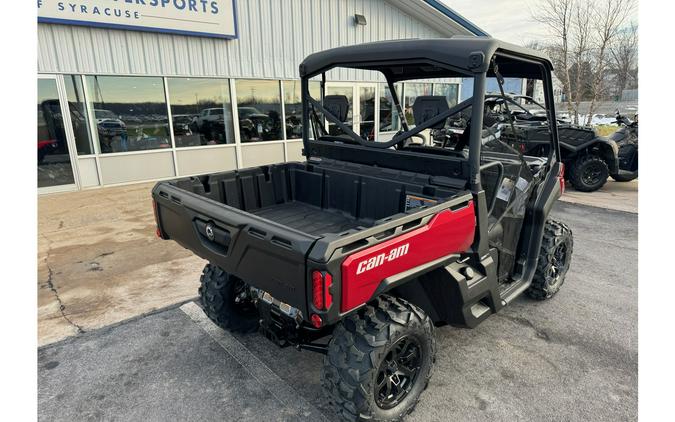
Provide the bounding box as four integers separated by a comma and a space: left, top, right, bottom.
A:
298, 37, 561, 194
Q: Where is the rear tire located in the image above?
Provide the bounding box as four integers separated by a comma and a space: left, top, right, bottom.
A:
569, 155, 609, 192
527, 219, 573, 300
322, 296, 435, 422
198, 264, 259, 333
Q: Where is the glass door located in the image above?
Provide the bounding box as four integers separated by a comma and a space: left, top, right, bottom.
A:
357, 84, 377, 140
324, 83, 354, 136
38, 75, 78, 192
324, 82, 379, 140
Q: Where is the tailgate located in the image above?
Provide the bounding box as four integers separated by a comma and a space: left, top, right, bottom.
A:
152, 182, 318, 314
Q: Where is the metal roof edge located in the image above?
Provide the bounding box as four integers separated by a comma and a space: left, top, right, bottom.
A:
422, 0, 490, 37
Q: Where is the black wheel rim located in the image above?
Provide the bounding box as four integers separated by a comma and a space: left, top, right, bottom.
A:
232, 279, 257, 317
374, 336, 423, 410
548, 241, 570, 289
582, 163, 605, 186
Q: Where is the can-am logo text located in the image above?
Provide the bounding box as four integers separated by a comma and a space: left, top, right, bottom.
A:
356, 243, 410, 275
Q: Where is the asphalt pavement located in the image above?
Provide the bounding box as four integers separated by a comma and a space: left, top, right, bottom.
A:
38, 201, 638, 421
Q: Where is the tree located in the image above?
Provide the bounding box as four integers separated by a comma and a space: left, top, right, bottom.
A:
531, 0, 636, 125
585, 0, 636, 125
610, 22, 638, 98
532, 0, 575, 120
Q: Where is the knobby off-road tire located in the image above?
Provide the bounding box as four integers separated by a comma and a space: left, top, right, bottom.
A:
527, 219, 573, 300
198, 264, 259, 333
322, 295, 436, 422
569, 155, 609, 192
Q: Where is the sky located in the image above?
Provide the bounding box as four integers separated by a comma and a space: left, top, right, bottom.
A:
442, 0, 638, 46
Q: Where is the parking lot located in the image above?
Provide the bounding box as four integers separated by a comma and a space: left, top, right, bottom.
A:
38, 198, 638, 421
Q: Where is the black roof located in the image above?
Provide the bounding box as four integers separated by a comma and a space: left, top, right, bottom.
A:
299, 36, 553, 81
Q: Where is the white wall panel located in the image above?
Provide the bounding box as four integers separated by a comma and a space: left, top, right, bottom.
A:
98, 151, 175, 185
286, 141, 305, 162
77, 157, 100, 188
176, 147, 238, 176
241, 143, 285, 167
38, 0, 462, 81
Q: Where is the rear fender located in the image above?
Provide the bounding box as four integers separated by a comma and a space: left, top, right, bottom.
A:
338, 202, 476, 313
561, 138, 619, 174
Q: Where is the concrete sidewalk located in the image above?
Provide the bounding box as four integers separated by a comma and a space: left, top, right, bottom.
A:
560, 179, 637, 214
38, 182, 206, 346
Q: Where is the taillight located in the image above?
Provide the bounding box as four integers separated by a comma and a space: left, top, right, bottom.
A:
311, 270, 333, 311
558, 163, 565, 194
152, 199, 165, 239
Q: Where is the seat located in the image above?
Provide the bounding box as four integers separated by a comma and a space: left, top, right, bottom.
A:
323, 95, 350, 122
411, 96, 450, 129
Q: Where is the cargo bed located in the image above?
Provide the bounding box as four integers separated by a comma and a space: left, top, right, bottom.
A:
251, 202, 370, 236
152, 160, 469, 314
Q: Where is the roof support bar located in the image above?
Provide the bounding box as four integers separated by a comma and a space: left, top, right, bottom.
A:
469, 71, 486, 192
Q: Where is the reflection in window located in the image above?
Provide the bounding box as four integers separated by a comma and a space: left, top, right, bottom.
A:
379, 83, 402, 132
283, 80, 320, 139
433, 83, 459, 108
38, 79, 75, 188
85, 76, 170, 153
167, 78, 234, 147
235, 80, 283, 142
63, 75, 94, 155
403, 83, 433, 125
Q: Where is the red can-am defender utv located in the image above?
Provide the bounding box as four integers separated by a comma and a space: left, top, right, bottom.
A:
152, 37, 573, 421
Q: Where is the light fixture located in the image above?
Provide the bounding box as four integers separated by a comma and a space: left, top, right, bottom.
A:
354, 14, 367, 26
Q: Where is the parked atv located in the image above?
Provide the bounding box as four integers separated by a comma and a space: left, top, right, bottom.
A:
483, 94, 619, 192
610, 110, 638, 182
153, 38, 573, 422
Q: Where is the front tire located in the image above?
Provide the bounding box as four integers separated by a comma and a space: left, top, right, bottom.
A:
527, 219, 573, 300
322, 296, 435, 422
198, 264, 259, 333
569, 155, 609, 192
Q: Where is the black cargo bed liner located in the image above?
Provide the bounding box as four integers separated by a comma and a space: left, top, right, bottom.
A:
168, 161, 460, 238
251, 202, 370, 236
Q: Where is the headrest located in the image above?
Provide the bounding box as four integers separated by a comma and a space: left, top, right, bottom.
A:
323, 95, 350, 122
412, 96, 450, 129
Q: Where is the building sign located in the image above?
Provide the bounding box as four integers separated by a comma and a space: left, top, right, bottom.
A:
37, 0, 238, 39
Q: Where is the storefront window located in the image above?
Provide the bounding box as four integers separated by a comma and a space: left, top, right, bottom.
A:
38, 79, 75, 188
403, 83, 433, 125
85, 76, 170, 153
235, 80, 283, 142
167, 78, 234, 147
433, 83, 459, 108
283, 80, 320, 140
63, 75, 94, 155
379, 83, 402, 132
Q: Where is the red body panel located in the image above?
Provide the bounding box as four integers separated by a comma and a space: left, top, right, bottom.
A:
38, 140, 57, 150
340, 202, 476, 312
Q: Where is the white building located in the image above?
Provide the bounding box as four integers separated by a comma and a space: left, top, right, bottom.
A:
37, 0, 486, 193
